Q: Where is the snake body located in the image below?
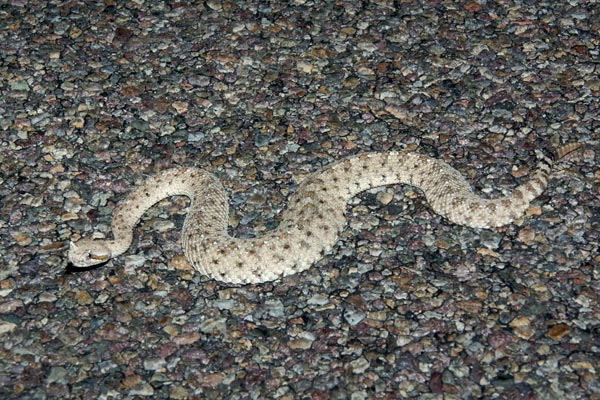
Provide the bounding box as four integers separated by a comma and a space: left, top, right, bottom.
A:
68, 144, 580, 284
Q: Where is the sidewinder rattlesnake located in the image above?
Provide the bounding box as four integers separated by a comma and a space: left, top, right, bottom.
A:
68, 143, 581, 284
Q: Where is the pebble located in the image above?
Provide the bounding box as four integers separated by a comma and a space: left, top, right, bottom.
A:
0, 321, 17, 334
123, 254, 148, 268
263, 299, 285, 318
174, 332, 201, 345
211, 299, 236, 310
143, 358, 167, 371
288, 338, 313, 350
129, 383, 155, 396
307, 294, 329, 306
343, 307, 366, 326
47, 367, 68, 384
547, 324, 571, 341
350, 357, 370, 374
518, 226, 537, 245
376, 190, 394, 206
171, 101, 189, 114
11, 231, 32, 246
198, 318, 228, 335
152, 219, 176, 233
75, 290, 94, 305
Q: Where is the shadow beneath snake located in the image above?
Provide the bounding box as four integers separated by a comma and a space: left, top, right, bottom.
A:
64, 261, 107, 274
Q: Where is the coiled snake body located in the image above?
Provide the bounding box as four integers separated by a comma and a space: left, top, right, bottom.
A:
68, 144, 580, 284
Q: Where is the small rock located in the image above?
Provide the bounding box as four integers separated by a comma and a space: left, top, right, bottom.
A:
343, 307, 366, 326
307, 294, 329, 306
143, 358, 166, 370
152, 219, 175, 233
205, 0, 222, 11
124, 254, 147, 268
198, 372, 222, 388
94, 293, 110, 304
510, 316, 534, 339
69, 26, 82, 39
61, 213, 79, 221
172, 101, 188, 114
464, 1, 482, 12
71, 117, 84, 128
571, 361, 594, 371
547, 324, 570, 340
0, 321, 17, 334
297, 60, 317, 74
129, 382, 155, 396
350, 356, 370, 374
264, 299, 285, 318
357, 263, 374, 274
170, 255, 194, 271
10, 80, 29, 90
513, 327, 535, 340
199, 318, 228, 334
396, 335, 412, 346
59, 328, 84, 346
174, 332, 201, 345
75, 290, 94, 305
11, 231, 32, 246
169, 385, 189, 400
525, 206, 543, 217
518, 226, 536, 245
47, 367, 68, 384
509, 316, 532, 328
211, 299, 236, 310
477, 248, 500, 258
288, 338, 313, 350
351, 391, 369, 400
188, 131, 205, 142
429, 372, 443, 393
121, 374, 142, 390
163, 325, 180, 337
0, 300, 23, 313
376, 191, 394, 205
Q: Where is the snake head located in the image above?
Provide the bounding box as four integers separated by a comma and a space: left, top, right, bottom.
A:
68, 237, 112, 267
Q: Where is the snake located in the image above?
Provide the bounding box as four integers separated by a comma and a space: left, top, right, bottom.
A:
68, 143, 581, 284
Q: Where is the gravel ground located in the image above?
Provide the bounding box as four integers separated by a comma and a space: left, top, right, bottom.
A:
1, 1, 599, 399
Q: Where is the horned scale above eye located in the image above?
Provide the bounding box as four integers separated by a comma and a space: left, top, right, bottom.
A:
68, 143, 582, 285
